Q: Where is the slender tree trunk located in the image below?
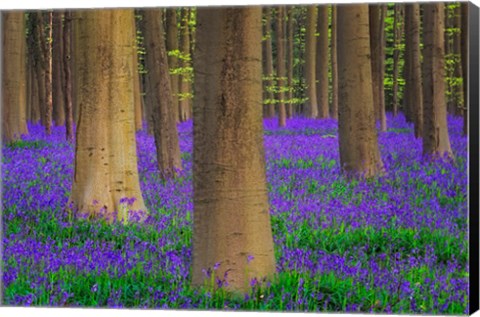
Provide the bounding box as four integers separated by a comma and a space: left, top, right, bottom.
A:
337, 4, 384, 178
445, 4, 455, 115
369, 4, 387, 132
452, 4, 464, 117
286, 6, 294, 118
192, 7, 276, 292
166, 8, 180, 124
142, 8, 182, 179
69, 9, 148, 222
330, 5, 338, 120
2, 11, 28, 142
63, 11, 74, 142
305, 6, 318, 118
52, 11, 65, 127
44, 12, 53, 134
178, 8, 191, 122
264, 7, 275, 118
404, 4, 423, 138
31, 13, 48, 129
316, 5, 329, 119
461, 3, 468, 135
392, 4, 403, 117
276, 6, 287, 127
422, 3, 453, 158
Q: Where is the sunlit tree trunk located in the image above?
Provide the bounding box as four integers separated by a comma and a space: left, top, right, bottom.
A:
422, 3, 453, 158
404, 3, 423, 138
337, 4, 384, 178
52, 11, 65, 127
330, 5, 338, 120
133, 16, 143, 132
276, 6, 287, 127
2, 11, 28, 142
69, 9, 148, 222
305, 6, 318, 118
166, 8, 180, 124
142, 8, 182, 179
316, 5, 329, 119
193, 7, 276, 292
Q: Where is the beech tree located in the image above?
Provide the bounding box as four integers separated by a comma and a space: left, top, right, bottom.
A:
422, 3, 453, 158
461, 2, 468, 136
69, 9, 148, 222
52, 11, 65, 127
192, 7, 276, 292
330, 5, 338, 120
2, 11, 28, 142
316, 5, 329, 119
286, 6, 295, 118
63, 10, 74, 142
263, 7, 275, 118
166, 8, 180, 124
178, 8, 192, 122
141, 8, 182, 179
337, 4, 384, 178
392, 4, 403, 117
276, 6, 287, 127
304, 6, 318, 118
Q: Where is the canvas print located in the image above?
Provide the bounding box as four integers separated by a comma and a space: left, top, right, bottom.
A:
1, 2, 477, 315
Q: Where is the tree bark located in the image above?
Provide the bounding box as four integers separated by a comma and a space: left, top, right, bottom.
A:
392, 4, 403, 117
192, 7, 276, 292
133, 16, 143, 132
142, 8, 182, 179
316, 5, 329, 119
69, 9, 148, 222
404, 4, 423, 138
63, 10, 74, 142
330, 5, 338, 120
422, 3, 453, 158
337, 4, 384, 178
276, 6, 287, 127
166, 8, 180, 124
52, 11, 65, 127
305, 6, 318, 118
2, 11, 28, 142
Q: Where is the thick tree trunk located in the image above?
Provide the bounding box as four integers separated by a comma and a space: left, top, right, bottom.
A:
178, 8, 191, 122
264, 7, 275, 118
133, 17, 143, 132
142, 9, 182, 179
276, 6, 287, 127
69, 9, 148, 222
2, 11, 28, 142
192, 7, 276, 292
422, 3, 453, 158
392, 4, 403, 117
337, 4, 384, 178
63, 11, 74, 142
166, 8, 180, 124
404, 4, 423, 138
316, 5, 329, 119
305, 6, 318, 118
369, 4, 387, 132
52, 11, 65, 127
461, 3, 468, 135
286, 6, 294, 118
330, 5, 338, 120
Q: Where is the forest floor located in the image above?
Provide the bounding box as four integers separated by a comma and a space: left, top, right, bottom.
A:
2, 113, 468, 313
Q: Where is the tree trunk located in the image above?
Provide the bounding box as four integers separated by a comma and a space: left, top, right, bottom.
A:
369, 4, 387, 132
422, 3, 453, 158
305, 6, 318, 118
192, 7, 276, 292
276, 6, 287, 127
31, 12, 48, 129
404, 4, 423, 138
286, 6, 294, 118
2, 11, 28, 142
69, 9, 148, 223
392, 4, 403, 117
316, 5, 329, 119
264, 7, 275, 118
461, 2, 468, 135
133, 16, 143, 132
44, 11, 53, 134
52, 11, 65, 127
178, 8, 191, 122
330, 5, 338, 120
452, 4, 464, 117
142, 8, 182, 179
63, 10, 74, 142
166, 8, 180, 124
337, 4, 384, 178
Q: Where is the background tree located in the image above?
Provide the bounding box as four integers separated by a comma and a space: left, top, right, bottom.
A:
461, 2, 468, 136
392, 4, 403, 117
404, 3, 423, 138
422, 3, 453, 158
286, 6, 295, 118
2, 11, 28, 142
337, 4, 384, 178
330, 4, 338, 120
178, 8, 192, 122
166, 8, 180, 124
63, 10, 74, 142
304, 6, 318, 118
52, 11, 65, 127
263, 7, 275, 118
316, 5, 329, 119
142, 8, 182, 179
69, 9, 148, 222
276, 6, 287, 127
192, 7, 276, 292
